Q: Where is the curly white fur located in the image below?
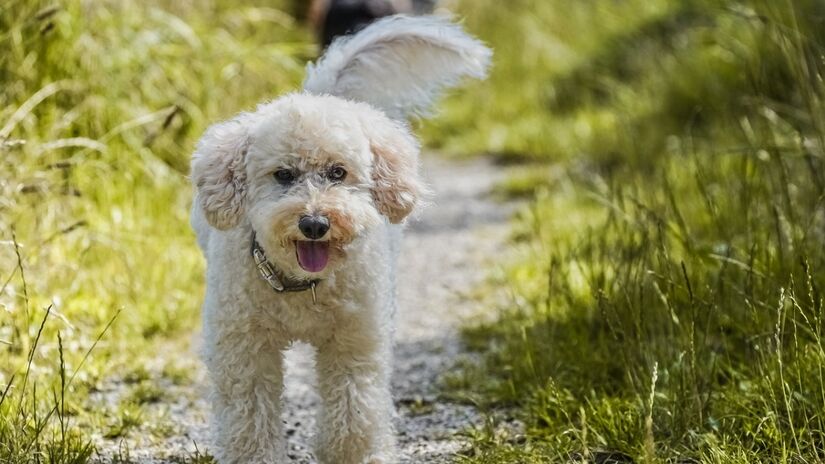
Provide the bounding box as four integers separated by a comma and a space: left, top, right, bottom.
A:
191, 16, 490, 464
304, 15, 492, 119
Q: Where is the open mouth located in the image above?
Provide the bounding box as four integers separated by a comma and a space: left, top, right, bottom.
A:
295, 240, 330, 273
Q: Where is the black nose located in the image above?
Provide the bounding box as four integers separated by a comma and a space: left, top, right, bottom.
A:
298, 215, 330, 240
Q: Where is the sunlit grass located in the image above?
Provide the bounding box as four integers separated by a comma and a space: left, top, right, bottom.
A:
0, 0, 311, 460
424, 0, 677, 158
441, 0, 825, 462
4, 0, 825, 461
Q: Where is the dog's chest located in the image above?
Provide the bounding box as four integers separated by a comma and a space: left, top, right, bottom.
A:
253, 289, 363, 343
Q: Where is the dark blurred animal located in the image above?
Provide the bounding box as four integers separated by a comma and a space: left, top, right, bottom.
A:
309, 0, 436, 47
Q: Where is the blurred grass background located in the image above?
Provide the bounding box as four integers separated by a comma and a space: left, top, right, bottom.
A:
432, 0, 825, 462
2, 0, 825, 462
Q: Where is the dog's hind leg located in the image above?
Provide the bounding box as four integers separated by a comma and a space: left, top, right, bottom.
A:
314, 329, 396, 464
203, 324, 288, 464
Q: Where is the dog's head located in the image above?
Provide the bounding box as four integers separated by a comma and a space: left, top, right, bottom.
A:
191, 15, 490, 278
191, 94, 424, 276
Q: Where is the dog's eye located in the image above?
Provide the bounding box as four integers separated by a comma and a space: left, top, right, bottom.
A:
274, 169, 295, 184
328, 166, 347, 182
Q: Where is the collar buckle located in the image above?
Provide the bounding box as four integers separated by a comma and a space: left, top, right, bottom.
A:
252, 246, 285, 292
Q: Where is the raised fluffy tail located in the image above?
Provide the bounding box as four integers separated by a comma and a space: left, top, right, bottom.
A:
303, 15, 492, 120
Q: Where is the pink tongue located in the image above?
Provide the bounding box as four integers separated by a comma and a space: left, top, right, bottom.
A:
296, 241, 330, 273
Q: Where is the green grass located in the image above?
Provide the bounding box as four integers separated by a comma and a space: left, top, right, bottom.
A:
0, 0, 311, 460
4, 0, 825, 462
438, 0, 825, 462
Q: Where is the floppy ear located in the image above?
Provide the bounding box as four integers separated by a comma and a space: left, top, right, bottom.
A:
363, 116, 426, 224
190, 114, 252, 230
304, 15, 492, 120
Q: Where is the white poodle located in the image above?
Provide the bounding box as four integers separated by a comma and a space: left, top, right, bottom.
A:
190, 16, 490, 464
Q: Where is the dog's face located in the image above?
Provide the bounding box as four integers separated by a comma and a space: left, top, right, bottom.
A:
191, 93, 424, 278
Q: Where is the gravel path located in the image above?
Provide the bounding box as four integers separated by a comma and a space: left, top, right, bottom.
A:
93, 156, 512, 463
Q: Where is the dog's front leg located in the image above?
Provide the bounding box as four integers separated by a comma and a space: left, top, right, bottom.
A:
204, 324, 288, 464
315, 330, 395, 464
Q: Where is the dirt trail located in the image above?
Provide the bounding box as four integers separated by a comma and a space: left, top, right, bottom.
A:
94, 156, 513, 463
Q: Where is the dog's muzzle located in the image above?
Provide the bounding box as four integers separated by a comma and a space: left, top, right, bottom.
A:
296, 215, 331, 273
